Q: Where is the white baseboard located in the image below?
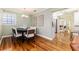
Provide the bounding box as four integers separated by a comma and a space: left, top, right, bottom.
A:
0, 35, 12, 45
37, 34, 52, 40
1, 35, 12, 38
0, 37, 3, 45
1, 34, 53, 40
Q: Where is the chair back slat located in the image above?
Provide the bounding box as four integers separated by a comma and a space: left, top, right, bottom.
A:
27, 29, 35, 34
12, 28, 17, 35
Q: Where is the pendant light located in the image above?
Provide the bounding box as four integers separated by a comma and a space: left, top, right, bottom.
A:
21, 8, 29, 18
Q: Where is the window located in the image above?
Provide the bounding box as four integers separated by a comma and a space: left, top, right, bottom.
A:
2, 13, 16, 25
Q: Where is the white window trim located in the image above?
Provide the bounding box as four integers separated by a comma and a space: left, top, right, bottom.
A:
2, 13, 16, 25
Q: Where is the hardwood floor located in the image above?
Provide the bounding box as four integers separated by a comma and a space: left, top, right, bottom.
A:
0, 33, 72, 51
52, 32, 72, 51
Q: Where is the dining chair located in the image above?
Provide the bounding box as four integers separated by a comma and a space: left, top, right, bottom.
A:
12, 28, 22, 37
25, 28, 36, 42
29, 27, 36, 34
12, 28, 22, 46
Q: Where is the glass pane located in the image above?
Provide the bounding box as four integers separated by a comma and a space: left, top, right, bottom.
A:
2, 13, 16, 25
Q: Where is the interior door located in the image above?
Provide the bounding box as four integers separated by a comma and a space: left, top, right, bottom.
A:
57, 19, 67, 32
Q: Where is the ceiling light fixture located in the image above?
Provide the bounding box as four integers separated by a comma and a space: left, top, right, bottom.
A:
21, 14, 29, 18
21, 8, 29, 18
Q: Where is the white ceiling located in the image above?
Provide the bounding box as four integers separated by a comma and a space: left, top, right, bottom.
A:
1, 8, 65, 15
2, 8, 48, 15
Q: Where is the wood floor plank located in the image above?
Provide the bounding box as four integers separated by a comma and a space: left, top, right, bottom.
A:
28, 42, 44, 51
0, 33, 72, 51
37, 38, 62, 51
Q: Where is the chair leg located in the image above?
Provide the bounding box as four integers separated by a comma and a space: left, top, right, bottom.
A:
32, 37, 35, 42
26, 37, 35, 43
17, 37, 21, 46
27, 38, 30, 43
30, 37, 35, 43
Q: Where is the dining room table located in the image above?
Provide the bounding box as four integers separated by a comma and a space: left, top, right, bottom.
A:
17, 28, 27, 42
16, 27, 36, 43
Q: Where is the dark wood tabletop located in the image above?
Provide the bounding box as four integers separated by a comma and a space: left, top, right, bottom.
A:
17, 28, 27, 32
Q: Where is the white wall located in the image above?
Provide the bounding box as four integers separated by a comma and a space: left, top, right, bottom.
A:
0, 15, 1, 37
53, 9, 76, 32
0, 10, 2, 37
73, 11, 79, 32
31, 10, 56, 40
0, 9, 31, 36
